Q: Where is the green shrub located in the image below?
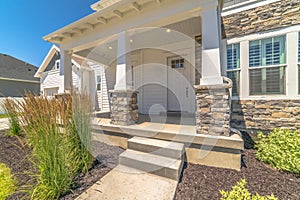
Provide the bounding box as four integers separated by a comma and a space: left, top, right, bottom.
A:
18, 93, 93, 199
2, 98, 21, 136
220, 179, 277, 200
0, 163, 17, 200
255, 129, 300, 174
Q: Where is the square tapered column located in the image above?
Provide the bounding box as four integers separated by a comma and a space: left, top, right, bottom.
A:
195, 2, 232, 136
59, 49, 73, 93
110, 31, 138, 125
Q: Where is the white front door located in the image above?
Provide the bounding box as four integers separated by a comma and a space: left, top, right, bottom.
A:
167, 56, 195, 113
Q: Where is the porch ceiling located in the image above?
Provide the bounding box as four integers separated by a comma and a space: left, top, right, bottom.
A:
43, 0, 221, 46
75, 17, 201, 66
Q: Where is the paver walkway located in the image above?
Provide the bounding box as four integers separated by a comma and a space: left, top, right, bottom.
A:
0, 118, 9, 130
76, 165, 178, 200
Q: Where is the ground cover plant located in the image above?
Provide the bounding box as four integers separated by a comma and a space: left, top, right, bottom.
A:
0, 163, 17, 200
255, 129, 300, 174
220, 179, 277, 200
5, 93, 94, 199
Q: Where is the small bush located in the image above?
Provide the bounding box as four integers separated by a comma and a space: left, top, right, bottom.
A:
0, 163, 17, 200
17, 93, 93, 199
255, 129, 300, 174
220, 179, 277, 200
2, 98, 21, 136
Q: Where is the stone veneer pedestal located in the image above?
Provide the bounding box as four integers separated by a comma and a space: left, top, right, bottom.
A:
195, 79, 232, 136
109, 90, 138, 126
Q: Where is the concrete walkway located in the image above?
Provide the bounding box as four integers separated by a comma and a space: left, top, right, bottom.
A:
76, 165, 178, 200
0, 118, 9, 130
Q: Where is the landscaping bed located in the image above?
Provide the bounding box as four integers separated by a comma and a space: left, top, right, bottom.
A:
175, 132, 300, 200
0, 130, 124, 200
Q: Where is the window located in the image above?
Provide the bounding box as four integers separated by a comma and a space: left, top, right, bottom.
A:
226, 43, 240, 96
97, 75, 101, 91
53, 60, 60, 70
171, 58, 184, 68
249, 36, 286, 95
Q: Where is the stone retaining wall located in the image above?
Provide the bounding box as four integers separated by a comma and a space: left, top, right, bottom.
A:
223, 0, 300, 38
109, 90, 138, 126
231, 99, 300, 131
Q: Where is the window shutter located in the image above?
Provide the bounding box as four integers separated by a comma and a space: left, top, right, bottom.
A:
249, 41, 261, 67
226, 44, 240, 70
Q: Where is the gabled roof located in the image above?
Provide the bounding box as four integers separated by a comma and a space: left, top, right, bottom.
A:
0, 53, 39, 82
34, 45, 84, 78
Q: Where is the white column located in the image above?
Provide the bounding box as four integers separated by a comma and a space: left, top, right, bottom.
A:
239, 41, 249, 99
200, 4, 223, 85
114, 31, 133, 91
59, 49, 73, 93
286, 32, 298, 98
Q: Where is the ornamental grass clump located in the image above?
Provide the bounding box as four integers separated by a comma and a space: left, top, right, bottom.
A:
255, 129, 300, 174
0, 163, 17, 200
17, 93, 93, 200
2, 98, 21, 136
220, 179, 277, 200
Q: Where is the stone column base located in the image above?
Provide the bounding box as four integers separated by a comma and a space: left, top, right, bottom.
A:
194, 78, 232, 136
109, 90, 138, 126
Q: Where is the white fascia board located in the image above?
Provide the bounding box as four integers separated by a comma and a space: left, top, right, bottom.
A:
35, 45, 60, 78
0, 77, 40, 84
59, 0, 218, 52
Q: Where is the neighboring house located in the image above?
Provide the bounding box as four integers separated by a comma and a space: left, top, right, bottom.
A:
0, 53, 40, 97
34, 45, 109, 111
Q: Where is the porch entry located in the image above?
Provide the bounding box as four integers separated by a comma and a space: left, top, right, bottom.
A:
167, 55, 194, 113
135, 51, 195, 115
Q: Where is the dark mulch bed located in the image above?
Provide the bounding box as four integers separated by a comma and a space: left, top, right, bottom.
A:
175, 132, 300, 200
0, 130, 124, 200
0, 130, 34, 200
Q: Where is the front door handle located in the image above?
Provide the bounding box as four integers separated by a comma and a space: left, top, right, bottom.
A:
186, 87, 188, 98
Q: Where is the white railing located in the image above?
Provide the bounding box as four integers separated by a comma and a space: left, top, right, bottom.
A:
0, 97, 24, 114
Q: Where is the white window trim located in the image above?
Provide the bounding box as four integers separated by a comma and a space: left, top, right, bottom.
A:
226, 27, 300, 100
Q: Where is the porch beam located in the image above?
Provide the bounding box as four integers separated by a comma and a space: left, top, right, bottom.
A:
113, 10, 123, 18
132, 2, 141, 11
200, 3, 223, 85
72, 28, 83, 34
84, 23, 95, 30
97, 16, 108, 24
62, 32, 73, 38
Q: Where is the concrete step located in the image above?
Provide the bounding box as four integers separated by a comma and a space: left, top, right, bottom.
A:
128, 137, 184, 159
119, 149, 183, 181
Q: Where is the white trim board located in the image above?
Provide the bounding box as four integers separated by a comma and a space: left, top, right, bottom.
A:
0, 77, 39, 84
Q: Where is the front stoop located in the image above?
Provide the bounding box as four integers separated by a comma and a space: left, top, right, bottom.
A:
119, 137, 185, 181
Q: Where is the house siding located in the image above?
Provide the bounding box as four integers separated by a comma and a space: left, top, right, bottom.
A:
0, 79, 39, 97
222, 0, 300, 38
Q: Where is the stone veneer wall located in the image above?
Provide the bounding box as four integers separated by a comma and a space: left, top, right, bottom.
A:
231, 100, 300, 131
195, 82, 231, 136
109, 90, 138, 126
222, 0, 300, 38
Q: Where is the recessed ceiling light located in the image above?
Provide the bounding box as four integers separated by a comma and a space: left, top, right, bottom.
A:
130, 39, 133, 43
109, 46, 113, 50
166, 29, 171, 33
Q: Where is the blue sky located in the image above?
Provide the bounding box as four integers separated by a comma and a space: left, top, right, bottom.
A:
0, 0, 98, 67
